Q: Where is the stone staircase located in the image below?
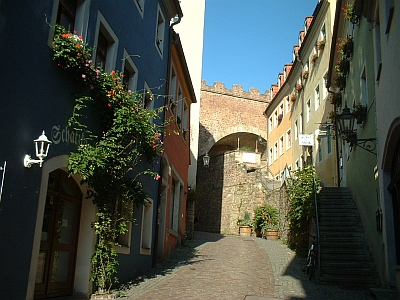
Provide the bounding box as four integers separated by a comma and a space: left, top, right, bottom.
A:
317, 187, 379, 287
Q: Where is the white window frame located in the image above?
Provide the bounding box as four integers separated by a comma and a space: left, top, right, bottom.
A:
93, 12, 119, 72
48, 0, 90, 46
269, 117, 273, 132
274, 142, 278, 161
122, 49, 139, 92
315, 84, 320, 110
155, 5, 166, 58
134, 0, 145, 17
286, 128, 292, 149
140, 198, 153, 255
280, 136, 284, 155
269, 148, 273, 165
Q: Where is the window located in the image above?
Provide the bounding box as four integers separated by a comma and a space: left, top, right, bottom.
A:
115, 202, 133, 254
327, 129, 332, 154
315, 84, 320, 110
94, 15, 119, 72
57, 0, 77, 32
294, 121, 298, 140
177, 87, 183, 127
169, 68, 177, 115
295, 159, 299, 170
306, 99, 311, 123
143, 82, 154, 111
274, 142, 278, 161
280, 136, 284, 155
274, 111, 278, 127
269, 116, 273, 132
286, 96, 290, 113
134, 0, 145, 17
299, 113, 303, 133
322, 72, 328, 100
318, 139, 322, 163
320, 24, 326, 40
182, 101, 189, 140
286, 129, 292, 149
169, 177, 183, 233
140, 199, 153, 255
269, 148, 273, 165
122, 50, 138, 91
361, 67, 368, 106
280, 103, 284, 118
155, 6, 165, 57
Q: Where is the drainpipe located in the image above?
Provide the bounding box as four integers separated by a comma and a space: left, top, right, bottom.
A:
152, 14, 182, 267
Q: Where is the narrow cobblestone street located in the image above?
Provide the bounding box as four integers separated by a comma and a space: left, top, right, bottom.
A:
118, 232, 376, 300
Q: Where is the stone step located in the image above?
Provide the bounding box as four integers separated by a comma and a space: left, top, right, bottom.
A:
319, 275, 377, 287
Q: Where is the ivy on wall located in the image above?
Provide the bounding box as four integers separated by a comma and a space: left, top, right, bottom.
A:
53, 25, 165, 293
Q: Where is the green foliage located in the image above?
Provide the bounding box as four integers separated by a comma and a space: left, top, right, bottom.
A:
253, 205, 279, 232
285, 165, 319, 251
53, 25, 164, 293
237, 211, 253, 227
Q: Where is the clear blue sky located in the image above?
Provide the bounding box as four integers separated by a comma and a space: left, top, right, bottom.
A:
201, 0, 318, 94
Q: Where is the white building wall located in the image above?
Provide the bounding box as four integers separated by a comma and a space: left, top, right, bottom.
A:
174, 0, 206, 188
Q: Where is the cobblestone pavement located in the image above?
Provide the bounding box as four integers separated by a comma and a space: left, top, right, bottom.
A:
118, 232, 376, 300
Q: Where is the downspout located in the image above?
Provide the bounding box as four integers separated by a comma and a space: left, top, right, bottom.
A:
152, 14, 182, 267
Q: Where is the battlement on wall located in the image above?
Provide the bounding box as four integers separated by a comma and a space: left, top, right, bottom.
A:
201, 80, 270, 102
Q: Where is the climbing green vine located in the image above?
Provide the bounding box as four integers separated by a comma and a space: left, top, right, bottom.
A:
285, 165, 319, 253
53, 24, 164, 293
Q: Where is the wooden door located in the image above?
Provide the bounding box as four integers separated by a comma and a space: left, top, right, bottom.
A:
34, 170, 82, 299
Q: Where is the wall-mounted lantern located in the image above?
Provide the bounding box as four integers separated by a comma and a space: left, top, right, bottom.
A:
336, 106, 376, 155
24, 131, 52, 168
203, 153, 210, 167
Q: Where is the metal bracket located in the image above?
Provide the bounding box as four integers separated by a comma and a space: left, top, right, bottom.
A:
349, 138, 377, 155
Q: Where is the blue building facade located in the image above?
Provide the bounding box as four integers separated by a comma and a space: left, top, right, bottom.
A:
0, 0, 182, 298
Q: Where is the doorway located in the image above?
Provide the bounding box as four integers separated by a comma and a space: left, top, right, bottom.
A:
34, 169, 82, 299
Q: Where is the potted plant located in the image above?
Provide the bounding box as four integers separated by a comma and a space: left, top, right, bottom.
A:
302, 70, 309, 80
237, 211, 253, 236
253, 205, 279, 240
334, 74, 346, 90
311, 53, 319, 64
330, 93, 342, 106
352, 104, 367, 124
317, 39, 326, 50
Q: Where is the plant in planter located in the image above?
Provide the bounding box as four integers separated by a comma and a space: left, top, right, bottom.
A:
290, 92, 298, 102
337, 36, 353, 59
330, 93, 342, 106
302, 70, 309, 80
237, 211, 253, 236
317, 39, 326, 50
295, 84, 303, 92
253, 205, 279, 240
334, 74, 346, 90
352, 104, 367, 124
342, 1, 359, 24
53, 25, 165, 296
311, 53, 319, 64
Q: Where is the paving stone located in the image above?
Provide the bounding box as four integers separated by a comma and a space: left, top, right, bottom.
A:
117, 232, 383, 299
